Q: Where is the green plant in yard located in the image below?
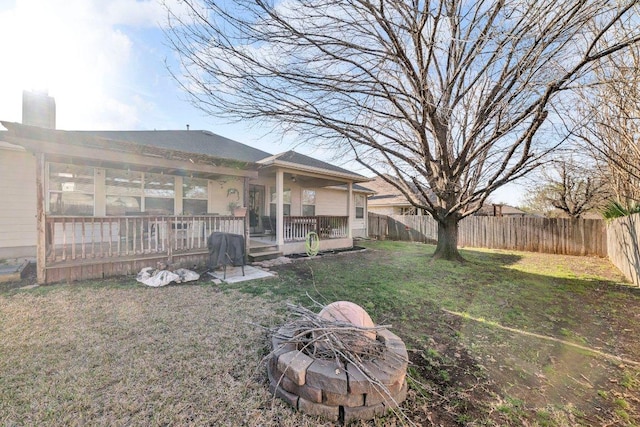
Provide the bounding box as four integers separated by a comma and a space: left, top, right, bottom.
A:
535, 409, 554, 427
615, 408, 631, 422
496, 397, 526, 421
438, 369, 451, 383
614, 398, 629, 412
601, 200, 640, 220
406, 367, 430, 396
621, 370, 639, 390
456, 414, 472, 424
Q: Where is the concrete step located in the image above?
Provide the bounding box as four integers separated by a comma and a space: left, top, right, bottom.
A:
248, 250, 283, 262
250, 244, 278, 253
0, 260, 29, 283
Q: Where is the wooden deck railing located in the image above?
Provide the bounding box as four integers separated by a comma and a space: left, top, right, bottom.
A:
44, 214, 348, 265
283, 216, 348, 241
44, 215, 244, 264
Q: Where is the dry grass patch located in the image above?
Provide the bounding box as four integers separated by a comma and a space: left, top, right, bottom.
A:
0, 284, 345, 426
2, 241, 639, 426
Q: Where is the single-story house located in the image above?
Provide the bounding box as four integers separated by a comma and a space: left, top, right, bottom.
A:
365, 175, 531, 219
366, 175, 430, 215
0, 96, 371, 284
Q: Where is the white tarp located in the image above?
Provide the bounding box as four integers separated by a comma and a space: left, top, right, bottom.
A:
136, 267, 200, 287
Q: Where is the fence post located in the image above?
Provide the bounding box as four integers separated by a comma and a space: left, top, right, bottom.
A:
35, 152, 47, 284
167, 216, 174, 264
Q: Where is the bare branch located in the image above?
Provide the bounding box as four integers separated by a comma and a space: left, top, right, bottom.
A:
164, 0, 640, 259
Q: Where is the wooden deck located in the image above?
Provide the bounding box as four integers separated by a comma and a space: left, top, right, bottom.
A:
40, 215, 350, 284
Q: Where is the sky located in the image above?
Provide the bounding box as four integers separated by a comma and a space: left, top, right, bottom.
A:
0, 0, 525, 206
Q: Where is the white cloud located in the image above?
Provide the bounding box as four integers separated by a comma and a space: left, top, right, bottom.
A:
103, 0, 168, 28
0, 0, 172, 130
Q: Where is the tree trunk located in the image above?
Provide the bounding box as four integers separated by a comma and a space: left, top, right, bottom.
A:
433, 216, 464, 262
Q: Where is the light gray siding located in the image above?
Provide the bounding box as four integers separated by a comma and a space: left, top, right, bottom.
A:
316, 187, 367, 237
316, 188, 348, 216
0, 144, 37, 257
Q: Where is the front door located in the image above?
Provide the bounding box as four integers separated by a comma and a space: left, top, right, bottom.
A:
249, 185, 265, 234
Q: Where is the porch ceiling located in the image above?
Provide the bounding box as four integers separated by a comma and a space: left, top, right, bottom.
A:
257, 169, 366, 188
287, 174, 349, 188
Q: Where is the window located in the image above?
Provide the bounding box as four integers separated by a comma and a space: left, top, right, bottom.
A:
144, 173, 175, 214
105, 169, 142, 215
183, 177, 208, 215
48, 163, 94, 215
270, 187, 291, 216
400, 206, 426, 215
302, 189, 316, 216
355, 194, 365, 219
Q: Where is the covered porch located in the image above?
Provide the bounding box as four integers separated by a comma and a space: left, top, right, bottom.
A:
1, 122, 369, 284
42, 213, 351, 283
251, 150, 371, 257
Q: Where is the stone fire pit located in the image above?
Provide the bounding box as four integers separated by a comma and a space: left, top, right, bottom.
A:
267, 302, 408, 424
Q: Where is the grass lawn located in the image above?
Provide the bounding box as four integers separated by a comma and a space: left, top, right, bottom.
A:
1, 240, 639, 426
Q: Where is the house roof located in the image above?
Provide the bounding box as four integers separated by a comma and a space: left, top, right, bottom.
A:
79, 129, 272, 163
258, 150, 368, 182
0, 123, 271, 164
1, 122, 369, 182
501, 205, 527, 215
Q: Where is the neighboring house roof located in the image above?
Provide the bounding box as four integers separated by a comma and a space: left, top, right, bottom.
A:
476, 204, 528, 216
365, 175, 431, 207
501, 205, 527, 216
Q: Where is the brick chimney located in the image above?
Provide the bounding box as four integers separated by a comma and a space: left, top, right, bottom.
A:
22, 90, 56, 129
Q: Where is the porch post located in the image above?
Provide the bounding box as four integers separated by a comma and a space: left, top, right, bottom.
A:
347, 181, 353, 240
243, 176, 250, 261
94, 168, 106, 216
174, 176, 183, 215
276, 169, 284, 249
35, 152, 46, 284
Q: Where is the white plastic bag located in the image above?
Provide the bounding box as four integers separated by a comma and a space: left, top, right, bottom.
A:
136, 268, 180, 287
174, 268, 200, 283
136, 267, 200, 287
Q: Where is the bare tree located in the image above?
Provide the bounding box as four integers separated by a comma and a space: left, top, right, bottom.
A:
522, 159, 610, 217
576, 31, 640, 209
164, 0, 640, 260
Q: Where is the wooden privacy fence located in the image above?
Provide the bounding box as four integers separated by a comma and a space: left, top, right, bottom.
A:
368, 212, 389, 240
458, 216, 607, 256
607, 213, 640, 286
368, 213, 608, 257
